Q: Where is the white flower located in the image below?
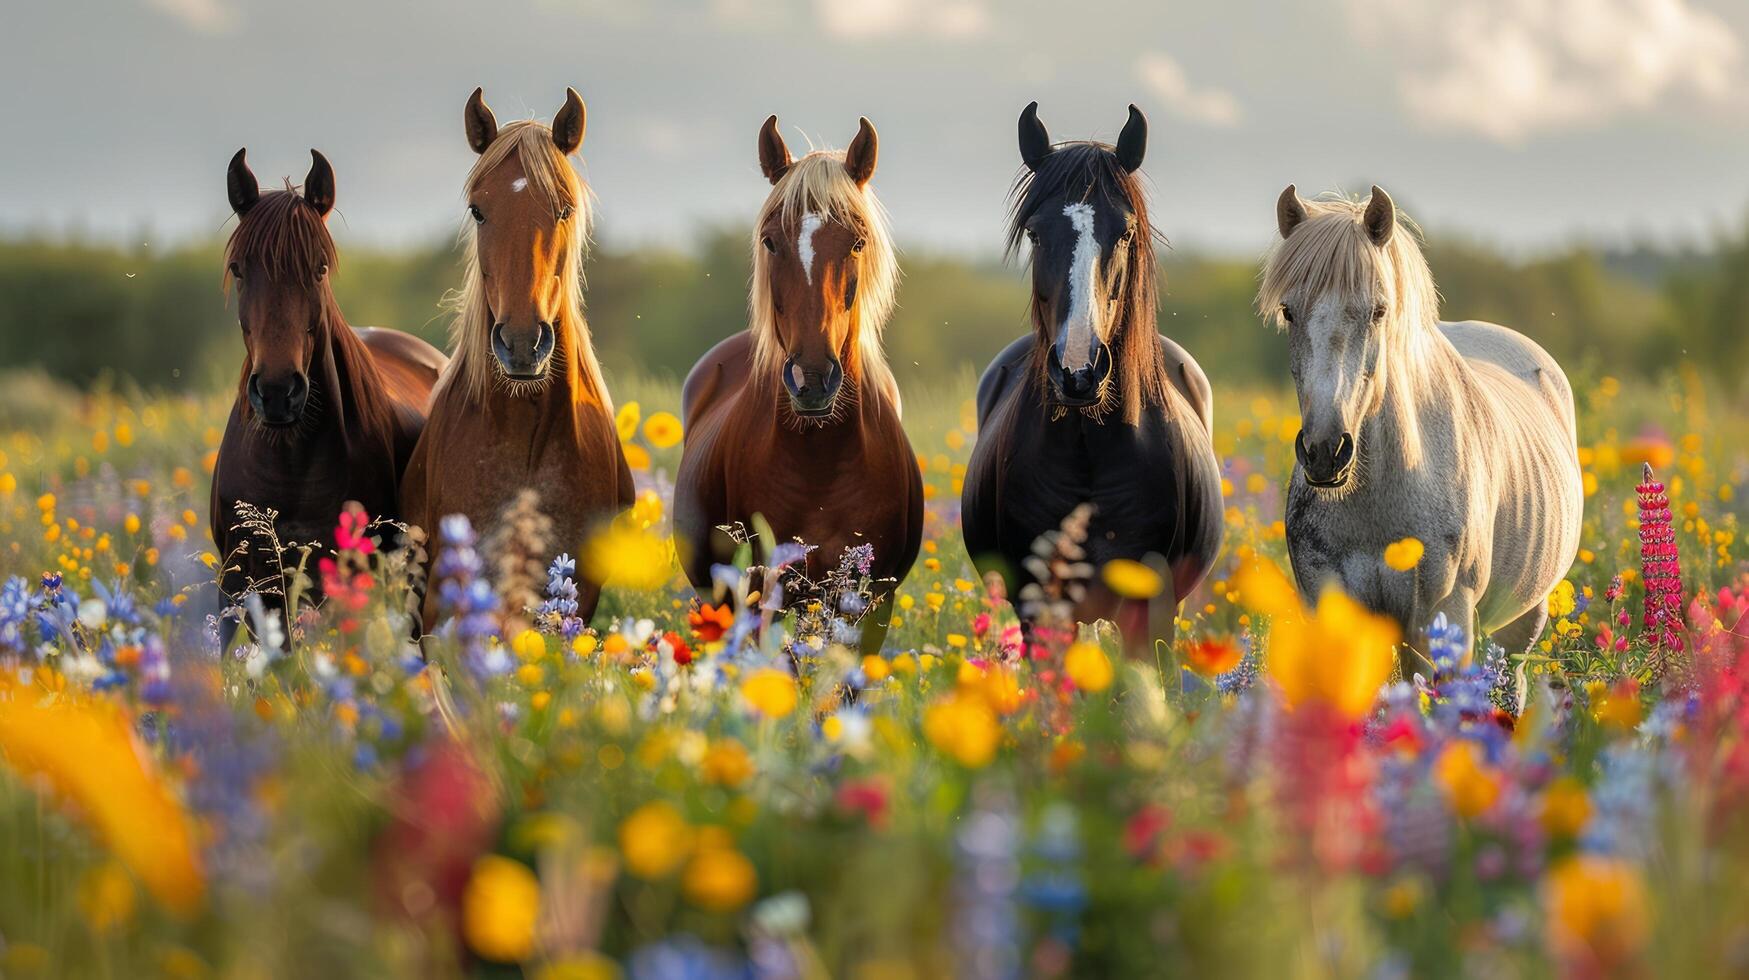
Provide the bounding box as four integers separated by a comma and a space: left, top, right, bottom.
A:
76, 598, 107, 630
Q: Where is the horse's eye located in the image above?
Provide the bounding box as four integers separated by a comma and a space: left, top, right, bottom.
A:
469, 205, 484, 223
316, 263, 328, 281
851, 238, 866, 254
762, 236, 776, 253
1281, 304, 1294, 324
1372, 303, 1387, 322
557, 204, 574, 222
1025, 228, 1039, 245
228, 262, 243, 282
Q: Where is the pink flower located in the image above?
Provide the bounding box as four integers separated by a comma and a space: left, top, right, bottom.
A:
335, 506, 376, 556
1637, 464, 1684, 652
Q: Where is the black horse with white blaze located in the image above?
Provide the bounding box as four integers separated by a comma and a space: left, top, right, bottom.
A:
961, 102, 1223, 657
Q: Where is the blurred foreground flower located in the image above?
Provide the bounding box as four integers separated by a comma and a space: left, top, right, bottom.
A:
583, 521, 672, 592
1063, 642, 1113, 693
924, 691, 1000, 767
0, 681, 204, 917
1383, 537, 1424, 572
1543, 855, 1650, 972
463, 855, 541, 963
1100, 559, 1162, 599
1237, 557, 1399, 719
620, 801, 692, 879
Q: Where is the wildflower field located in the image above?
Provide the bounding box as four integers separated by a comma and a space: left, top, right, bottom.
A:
0, 366, 1746, 979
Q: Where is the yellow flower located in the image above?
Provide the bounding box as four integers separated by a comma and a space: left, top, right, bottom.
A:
37, 492, 55, 513
630, 489, 664, 528
622, 443, 652, 471
511, 629, 547, 660
1432, 741, 1502, 819
619, 801, 692, 879
1539, 777, 1592, 840
77, 861, 137, 936
701, 740, 755, 788
683, 838, 757, 912
533, 953, 624, 980
1547, 580, 1577, 619
1063, 642, 1113, 693
1591, 679, 1644, 732
1544, 855, 1650, 968
642, 411, 683, 449
572, 633, 599, 657
1231, 555, 1301, 618
923, 691, 1000, 767
1267, 584, 1400, 719
741, 669, 798, 718
615, 401, 641, 442
462, 855, 540, 963
1383, 537, 1425, 572
1101, 558, 1163, 599
583, 523, 671, 591
0, 681, 204, 917
516, 663, 545, 687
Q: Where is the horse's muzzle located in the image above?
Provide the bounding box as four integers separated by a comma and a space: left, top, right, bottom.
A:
492, 321, 557, 380
1047, 341, 1112, 408
1296, 430, 1356, 488
249, 372, 308, 426
782, 355, 843, 417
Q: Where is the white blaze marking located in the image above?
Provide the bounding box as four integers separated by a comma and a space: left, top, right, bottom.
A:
511, 177, 528, 193
796, 212, 823, 286
1060, 202, 1099, 368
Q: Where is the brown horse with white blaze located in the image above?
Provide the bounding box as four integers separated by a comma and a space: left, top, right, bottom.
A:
213, 149, 446, 608
401, 88, 632, 630
675, 115, 923, 653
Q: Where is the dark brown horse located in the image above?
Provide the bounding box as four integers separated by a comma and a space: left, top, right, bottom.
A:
961, 103, 1223, 658
401, 88, 632, 630
213, 149, 446, 608
675, 116, 923, 653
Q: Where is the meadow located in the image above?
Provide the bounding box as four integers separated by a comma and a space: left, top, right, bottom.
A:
0, 359, 1745, 979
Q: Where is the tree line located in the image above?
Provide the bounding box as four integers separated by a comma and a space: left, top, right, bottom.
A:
0, 219, 1741, 395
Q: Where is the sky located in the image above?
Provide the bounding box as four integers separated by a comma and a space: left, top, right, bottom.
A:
3, 0, 1746, 256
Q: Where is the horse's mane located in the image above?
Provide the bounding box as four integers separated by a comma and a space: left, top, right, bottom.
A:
437, 120, 611, 422
1257, 193, 1440, 334
1005, 142, 1172, 427
749, 150, 900, 409
223, 188, 399, 485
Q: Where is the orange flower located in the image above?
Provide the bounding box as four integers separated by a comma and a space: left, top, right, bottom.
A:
1183, 638, 1242, 678
688, 603, 735, 643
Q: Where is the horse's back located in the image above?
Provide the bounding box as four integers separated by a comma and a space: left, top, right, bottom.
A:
1441, 320, 1576, 439
356, 327, 447, 413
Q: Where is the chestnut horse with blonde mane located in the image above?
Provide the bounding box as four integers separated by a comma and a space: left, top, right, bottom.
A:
213, 149, 446, 608
675, 116, 923, 653
401, 88, 632, 630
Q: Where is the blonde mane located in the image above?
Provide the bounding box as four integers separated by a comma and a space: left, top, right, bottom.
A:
1258, 193, 1440, 334
438, 120, 610, 413
748, 150, 900, 408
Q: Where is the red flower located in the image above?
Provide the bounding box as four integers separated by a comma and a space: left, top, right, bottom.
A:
835, 776, 890, 829
1183, 637, 1243, 678
1123, 804, 1172, 862
335, 505, 376, 556
664, 631, 693, 666
687, 603, 734, 643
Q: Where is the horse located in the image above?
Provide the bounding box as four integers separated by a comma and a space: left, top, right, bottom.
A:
1261, 185, 1583, 677
401, 88, 632, 631
961, 102, 1224, 659
674, 115, 923, 654
212, 148, 447, 614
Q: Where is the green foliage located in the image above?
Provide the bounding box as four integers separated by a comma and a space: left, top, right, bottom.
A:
3, 218, 1746, 394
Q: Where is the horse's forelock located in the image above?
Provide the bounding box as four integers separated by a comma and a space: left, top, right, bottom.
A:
1258, 195, 1438, 333
224, 188, 337, 287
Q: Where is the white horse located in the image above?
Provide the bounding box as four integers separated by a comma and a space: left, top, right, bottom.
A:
1260, 185, 1583, 675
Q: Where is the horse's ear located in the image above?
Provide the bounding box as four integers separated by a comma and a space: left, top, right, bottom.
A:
1115, 104, 1147, 172
844, 117, 878, 187
1277, 184, 1308, 239
1018, 101, 1052, 171
303, 149, 335, 217
758, 115, 792, 185
464, 87, 499, 155
227, 148, 259, 216
552, 87, 586, 155
1364, 184, 1395, 246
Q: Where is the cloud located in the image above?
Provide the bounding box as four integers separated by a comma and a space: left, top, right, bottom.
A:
1347, 0, 1740, 142
813, 0, 990, 40
144, 0, 237, 34
1134, 52, 1243, 128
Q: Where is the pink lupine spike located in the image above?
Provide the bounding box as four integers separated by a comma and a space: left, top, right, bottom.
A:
1637, 463, 1684, 656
